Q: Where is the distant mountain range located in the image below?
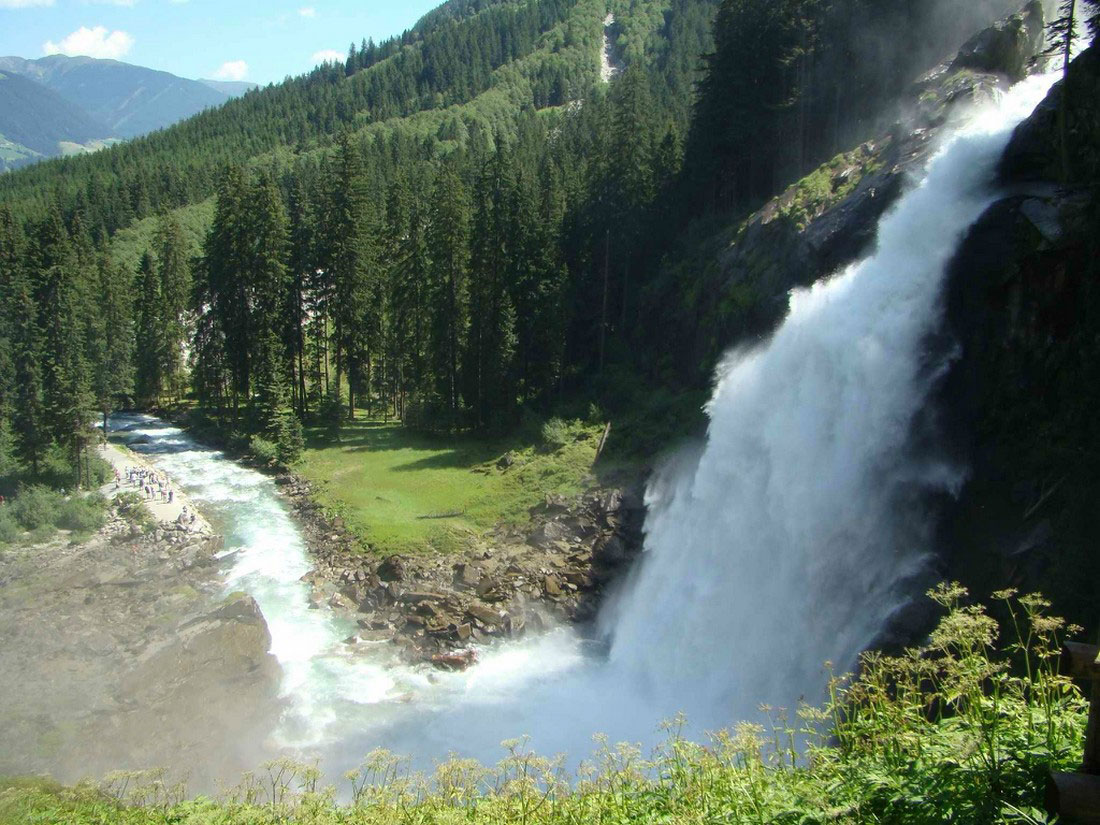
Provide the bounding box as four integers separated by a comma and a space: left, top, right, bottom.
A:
0, 55, 257, 172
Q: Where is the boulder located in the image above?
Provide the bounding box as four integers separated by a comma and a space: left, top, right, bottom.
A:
466, 602, 505, 628
397, 590, 446, 604
453, 563, 481, 588
527, 521, 569, 548
328, 592, 356, 611
377, 556, 407, 582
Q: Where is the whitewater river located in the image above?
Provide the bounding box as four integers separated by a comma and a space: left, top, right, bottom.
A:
110, 69, 1060, 782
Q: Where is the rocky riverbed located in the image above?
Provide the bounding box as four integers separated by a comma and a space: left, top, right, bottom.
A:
0, 499, 281, 790
276, 472, 647, 666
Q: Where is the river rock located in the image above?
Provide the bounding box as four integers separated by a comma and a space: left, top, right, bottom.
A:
377, 556, 407, 582
527, 521, 569, 548
466, 602, 504, 628
454, 562, 481, 588
329, 592, 356, 611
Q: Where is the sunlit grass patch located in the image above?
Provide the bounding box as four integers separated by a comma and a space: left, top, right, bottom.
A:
296, 413, 603, 555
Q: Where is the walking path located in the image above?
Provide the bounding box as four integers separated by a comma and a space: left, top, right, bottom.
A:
98, 440, 212, 533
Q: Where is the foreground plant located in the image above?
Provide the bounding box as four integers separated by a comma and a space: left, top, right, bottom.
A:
0, 587, 1088, 824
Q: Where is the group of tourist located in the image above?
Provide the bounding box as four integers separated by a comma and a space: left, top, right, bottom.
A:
111, 463, 200, 529
118, 466, 176, 504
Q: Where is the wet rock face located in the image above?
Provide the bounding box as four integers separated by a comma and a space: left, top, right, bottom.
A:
935, 45, 1100, 635
951, 0, 1045, 81
280, 475, 647, 665
1001, 44, 1100, 183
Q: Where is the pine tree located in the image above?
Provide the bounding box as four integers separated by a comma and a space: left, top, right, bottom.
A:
0, 209, 44, 477
155, 214, 192, 402
323, 132, 377, 418
427, 163, 471, 425
205, 166, 253, 413
90, 254, 135, 433
247, 172, 292, 424
134, 252, 165, 404
465, 150, 517, 427
9, 271, 45, 477
288, 172, 316, 415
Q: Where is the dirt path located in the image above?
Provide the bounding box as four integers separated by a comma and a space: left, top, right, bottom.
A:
99, 441, 211, 533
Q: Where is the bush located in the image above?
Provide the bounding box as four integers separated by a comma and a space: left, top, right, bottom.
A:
114, 492, 154, 533
0, 508, 20, 544
88, 455, 113, 486
274, 409, 304, 466
540, 417, 570, 450
56, 495, 107, 533
10, 485, 63, 531
249, 435, 279, 465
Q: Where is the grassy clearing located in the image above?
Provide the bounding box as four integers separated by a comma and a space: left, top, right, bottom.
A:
296, 414, 607, 556
0, 587, 1087, 824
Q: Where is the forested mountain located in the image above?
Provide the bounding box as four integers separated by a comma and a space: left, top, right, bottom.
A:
0, 71, 114, 172
0, 0, 1069, 492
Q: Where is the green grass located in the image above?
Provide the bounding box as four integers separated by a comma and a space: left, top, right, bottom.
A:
0, 588, 1087, 824
296, 413, 605, 555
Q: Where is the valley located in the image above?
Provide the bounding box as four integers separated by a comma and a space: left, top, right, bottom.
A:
1, 0, 1100, 821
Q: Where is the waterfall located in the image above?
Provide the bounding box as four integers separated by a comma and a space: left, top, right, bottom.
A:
108, 71, 1059, 778
599, 71, 1059, 727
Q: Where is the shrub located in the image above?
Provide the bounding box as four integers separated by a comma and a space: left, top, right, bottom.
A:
318, 389, 346, 441
540, 417, 570, 450
274, 409, 304, 466
88, 455, 113, 486
0, 508, 20, 544
56, 495, 107, 533
249, 436, 279, 465
114, 492, 154, 533
10, 485, 63, 531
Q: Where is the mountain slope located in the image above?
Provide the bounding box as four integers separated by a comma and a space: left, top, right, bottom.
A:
0, 55, 231, 139
0, 70, 113, 172
199, 79, 258, 98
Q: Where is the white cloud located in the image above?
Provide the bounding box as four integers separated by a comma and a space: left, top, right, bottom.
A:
298, 6, 315, 18
213, 59, 248, 80
43, 26, 134, 59
0, 0, 55, 8
84, 0, 139, 7
312, 49, 343, 64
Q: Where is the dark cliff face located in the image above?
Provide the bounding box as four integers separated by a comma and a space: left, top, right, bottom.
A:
937, 44, 1100, 632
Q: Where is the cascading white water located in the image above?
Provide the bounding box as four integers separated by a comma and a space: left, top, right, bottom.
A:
601, 73, 1061, 725
112, 71, 1058, 779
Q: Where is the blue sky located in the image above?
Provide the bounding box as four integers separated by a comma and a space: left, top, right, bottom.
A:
0, 0, 443, 85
